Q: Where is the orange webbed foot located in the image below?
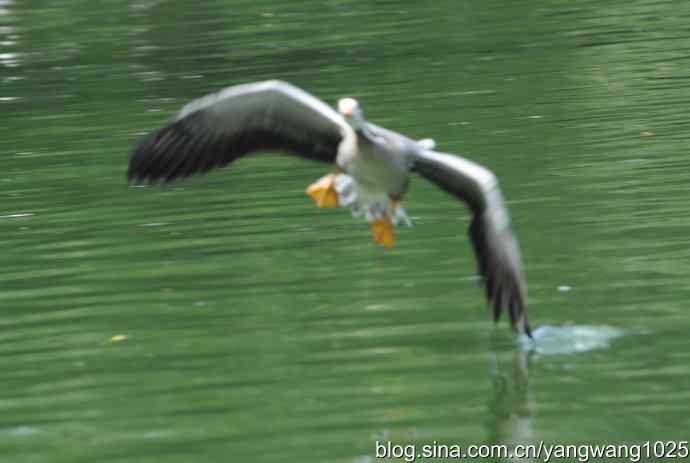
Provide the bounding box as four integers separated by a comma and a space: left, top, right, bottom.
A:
306, 173, 339, 208
370, 217, 395, 249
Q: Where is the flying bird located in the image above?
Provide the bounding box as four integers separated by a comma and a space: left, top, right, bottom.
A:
128, 80, 531, 336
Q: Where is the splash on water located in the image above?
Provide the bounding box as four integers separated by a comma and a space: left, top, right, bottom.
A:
519, 325, 624, 355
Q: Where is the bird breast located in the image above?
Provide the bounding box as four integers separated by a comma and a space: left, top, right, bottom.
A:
339, 135, 410, 199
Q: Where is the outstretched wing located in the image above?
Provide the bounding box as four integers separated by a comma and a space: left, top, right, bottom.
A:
413, 149, 531, 336
128, 80, 352, 183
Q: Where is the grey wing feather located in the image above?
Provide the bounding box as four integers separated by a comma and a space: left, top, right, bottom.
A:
412, 149, 531, 336
128, 80, 351, 183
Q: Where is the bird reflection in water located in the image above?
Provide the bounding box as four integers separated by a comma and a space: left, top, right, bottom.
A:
486, 337, 536, 462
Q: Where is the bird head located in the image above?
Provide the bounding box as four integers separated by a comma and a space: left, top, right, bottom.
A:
337, 97, 359, 117
337, 97, 365, 130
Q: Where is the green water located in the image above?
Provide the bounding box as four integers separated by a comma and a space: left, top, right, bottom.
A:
2, 1, 690, 462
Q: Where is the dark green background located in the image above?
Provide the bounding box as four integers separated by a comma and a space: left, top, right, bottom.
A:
2, 1, 689, 462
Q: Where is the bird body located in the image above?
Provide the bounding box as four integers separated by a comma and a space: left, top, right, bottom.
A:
343, 123, 413, 200
128, 80, 531, 336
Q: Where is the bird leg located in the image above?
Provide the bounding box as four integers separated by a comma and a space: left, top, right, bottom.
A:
388, 199, 412, 227
306, 171, 340, 208
369, 216, 395, 248
369, 198, 403, 249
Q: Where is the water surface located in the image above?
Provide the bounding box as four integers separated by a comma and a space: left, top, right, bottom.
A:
2, 1, 690, 462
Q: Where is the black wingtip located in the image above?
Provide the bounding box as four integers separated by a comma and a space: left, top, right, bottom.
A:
492, 291, 502, 323
491, 301, 531, 338
127, 127, 164, 184
126, 116, 210, 185
522, 313, 533, 338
